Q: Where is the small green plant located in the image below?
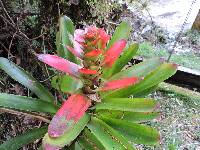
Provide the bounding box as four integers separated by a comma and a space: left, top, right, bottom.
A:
0, 15, 177, 149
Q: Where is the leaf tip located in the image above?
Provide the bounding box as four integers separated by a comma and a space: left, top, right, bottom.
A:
37, 54, 45, 61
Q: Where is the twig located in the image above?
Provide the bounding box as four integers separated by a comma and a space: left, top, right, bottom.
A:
0, 0, 15, 25
0, 108, 51, 123
0, 41, 14, 57
8, 31, 17, 58
0, 15, 16, 28
30, 33, 45, 40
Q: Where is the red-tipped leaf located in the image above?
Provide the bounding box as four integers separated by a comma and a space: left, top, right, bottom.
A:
79, 68, 97, 75
48, 94, 91, 137
37, 54, 81, 77
98, 28, 110, 49
99, 77, 139, 91
103, 40, 126, 67
66, 41, 83, 58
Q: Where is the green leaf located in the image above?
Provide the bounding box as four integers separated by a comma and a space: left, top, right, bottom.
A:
56, 31, 65, 57
104, 63, 177, 98
94, 98, 158, 112
42, 114, 90, 149
97, 110, 159, 123
110, 58, 164, 80
56, 15, 77, 63
0, 93, 58, 114
38, 145, 43, 150
78, 128, 105, 150
107, 22, 131, 49
51, 75, 83, 93
0, 57, 54, 103
68, 142, 83, 150
0, 126, 47, 150
87, 117, 135, 150
134, 84, 158, 97
103, 43, 138, 78
101, 117, 160, 145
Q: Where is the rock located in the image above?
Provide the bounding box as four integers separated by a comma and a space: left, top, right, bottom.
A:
141, 25, 152, 34
192, 9, 200, 31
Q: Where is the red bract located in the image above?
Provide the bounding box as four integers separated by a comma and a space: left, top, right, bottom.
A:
37, 54, 81, 77
103, 39, 127, 67
74, 29, 85, 43
84, 26, 99, 39
79, 68, 97, 75
85, 49, 102, 57
48, 94, 91, 137
99, 77, 139, 91
98, 28, 110, 49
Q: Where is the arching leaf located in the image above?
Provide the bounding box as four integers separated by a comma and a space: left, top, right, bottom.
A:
78, 128, 105, 150
107, 22, 131, 49
96, 110, 160, 123
0, 57, 54, 102
87, 117, 135, 150
43, 114, 90, 149
94, 98, 158, 112
0, 127, 47, 150
48, 94, 91, 137
0, 93, 58, 114
101, 117, 160, 145
103, 43, 138, 78
110, 57, 164, 80
103, 40, 127, 68
103, 63, 177, 98
56, 15, 77, 63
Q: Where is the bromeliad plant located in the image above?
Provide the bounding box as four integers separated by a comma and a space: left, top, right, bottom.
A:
0, 16, 177, 150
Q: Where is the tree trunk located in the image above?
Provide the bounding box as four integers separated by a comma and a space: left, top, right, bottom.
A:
192, 9, 200, 31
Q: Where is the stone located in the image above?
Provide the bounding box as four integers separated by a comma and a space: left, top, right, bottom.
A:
192, 9, 200, 31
